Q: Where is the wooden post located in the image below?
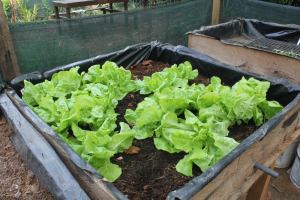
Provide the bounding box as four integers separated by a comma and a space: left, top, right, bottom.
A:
124, 0, 128, 11
212, 0, 221, 25
66, 7, 71, 18
246, 162, 275, 200
0, 1, 20, 81
54, 6, 60, 19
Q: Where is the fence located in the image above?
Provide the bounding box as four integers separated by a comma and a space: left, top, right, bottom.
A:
221, 0, 300, 24
8, 0, 211, 75
0, 0, 300, 81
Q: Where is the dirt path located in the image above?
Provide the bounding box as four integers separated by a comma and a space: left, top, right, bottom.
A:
270, 168, 300, 200
0, 115, 53, 200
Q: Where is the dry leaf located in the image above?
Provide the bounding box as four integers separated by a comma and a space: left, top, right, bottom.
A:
125, 146, 141, 155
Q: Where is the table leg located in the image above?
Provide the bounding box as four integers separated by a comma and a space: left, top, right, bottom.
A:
54, 6, 59, 19
124, 0, 128, 11
66, 8, 71, 18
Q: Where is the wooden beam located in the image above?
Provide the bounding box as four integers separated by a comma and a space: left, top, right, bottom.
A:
212, 0, 221, 25
0, 1, 20, 81
188, 35, 300, 84
246, 162, 275, 200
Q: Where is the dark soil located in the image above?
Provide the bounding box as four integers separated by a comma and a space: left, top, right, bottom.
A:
189, 73, 210, 85
116, 92, 144, 130
129, 60, 170, 80
113, 139, 201, 200
229, 122, 257, 142
112, 60, 258, 200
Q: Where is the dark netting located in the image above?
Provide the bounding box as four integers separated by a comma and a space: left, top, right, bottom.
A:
8, 0, 211, 74
2, 0, 300, 83
221, 0, 300, 24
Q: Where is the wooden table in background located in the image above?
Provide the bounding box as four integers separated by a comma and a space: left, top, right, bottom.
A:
53, 0, 129, 19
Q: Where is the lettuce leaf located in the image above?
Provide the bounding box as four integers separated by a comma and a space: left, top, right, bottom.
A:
23, 60, 283, 180
137, 61, 198, 94
126, 65, 283, 176
23, 61, 136, 182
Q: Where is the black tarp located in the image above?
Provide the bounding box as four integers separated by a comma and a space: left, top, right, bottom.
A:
3, 42, 300, 199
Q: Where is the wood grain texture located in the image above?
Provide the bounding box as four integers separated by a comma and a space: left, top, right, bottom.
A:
0, 93, 90, 199
188, 35, 300, 84
246, 162, 275, 200
53, 0, 128, 8
52, 0, 128, 18
0, 1, 20, 81
6, 91, 118, 200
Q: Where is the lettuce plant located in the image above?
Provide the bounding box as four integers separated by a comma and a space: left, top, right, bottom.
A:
23, 61, 283, 181
23, 61, 137, 182
126, 62, 283, 176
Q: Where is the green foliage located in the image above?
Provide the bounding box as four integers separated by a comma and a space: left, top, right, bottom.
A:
3, 0, 54, 23
126, 62, 283, 176
23, 60, 283, 180
23, 61, 137, 182
17, 0, 39, 22
2, 0, 10, 16
136, 61, 198, 94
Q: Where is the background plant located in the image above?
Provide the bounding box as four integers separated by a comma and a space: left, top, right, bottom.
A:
2, 0, 53, 22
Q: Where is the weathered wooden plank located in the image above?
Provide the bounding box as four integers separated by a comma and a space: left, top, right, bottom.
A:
188, 35, 300, 84
52, 0, 128, 18
52, 0, 128, 9
0, 1, 20, 81
212, 0, 221, 25
246, 162, 274, 200
0, 93, 90, 200
6, 91, 118, 200
191, 103, 300, 200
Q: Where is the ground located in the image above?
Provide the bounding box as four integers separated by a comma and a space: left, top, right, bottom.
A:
0, 116, 53, 200
0, 114, 300, 200
270, 168, 300, 200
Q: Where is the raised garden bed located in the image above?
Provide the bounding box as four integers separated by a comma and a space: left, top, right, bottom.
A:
188, 19, 300, 84
3, 42, 300, 200
112, 60, 257, 200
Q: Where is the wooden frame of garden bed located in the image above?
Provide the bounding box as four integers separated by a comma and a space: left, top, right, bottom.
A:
188, 34, 300, 85
4, 41, 300, 200
1, 0, 300, 195
3, 78, 300, 200
190, 107, 300, 200
188, 33, 300, 200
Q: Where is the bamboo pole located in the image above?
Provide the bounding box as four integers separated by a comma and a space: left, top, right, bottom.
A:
212, 0, 221, 25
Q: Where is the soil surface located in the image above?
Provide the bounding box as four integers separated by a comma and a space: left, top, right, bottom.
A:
0, 116, 53, 200
129, 60, 170, 80
113, 60, 257, 200
113, 139, 201, 200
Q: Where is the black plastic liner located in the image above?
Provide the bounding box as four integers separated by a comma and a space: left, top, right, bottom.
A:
5, 42, 300, 200
189, 18, 300, 60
